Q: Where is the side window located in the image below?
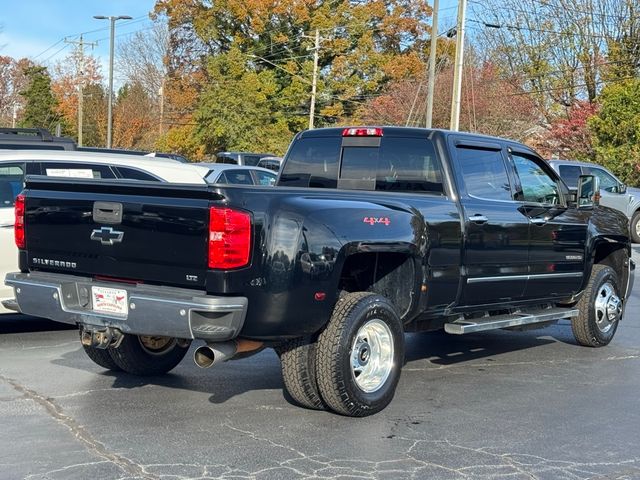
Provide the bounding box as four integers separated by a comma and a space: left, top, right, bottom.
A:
377, 137, 443, 193
223, 170, 254, 185
212, 172, 227, 184
41, 162, 116, 179
217, 156, 237, 164
558, 164, 582, 188
279, 137, 341, 188
456, 147, 513, 201
0, 163, 25, 207
585, 167, 619, 192
244, 155, 261, 166
512, 154, 560, 205
115, 167, 160, 181
254, 171, 277, 186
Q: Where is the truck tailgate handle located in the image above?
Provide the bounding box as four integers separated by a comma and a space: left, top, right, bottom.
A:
468, 214, 488, 224
93, 202, 123, 224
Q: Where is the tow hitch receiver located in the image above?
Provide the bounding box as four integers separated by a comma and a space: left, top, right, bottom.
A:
80, 326, 124, 349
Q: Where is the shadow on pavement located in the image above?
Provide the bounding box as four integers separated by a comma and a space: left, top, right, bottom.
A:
0, 313, 76, 334
47, 324, 576, 408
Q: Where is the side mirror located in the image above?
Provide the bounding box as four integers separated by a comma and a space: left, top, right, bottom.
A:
577, 175, 600, 208
619, 183, 627, 194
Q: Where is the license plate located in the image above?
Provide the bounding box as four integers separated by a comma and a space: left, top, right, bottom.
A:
91, 286, 128, 315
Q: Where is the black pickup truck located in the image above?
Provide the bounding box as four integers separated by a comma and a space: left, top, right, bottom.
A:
5, 127, 635, 416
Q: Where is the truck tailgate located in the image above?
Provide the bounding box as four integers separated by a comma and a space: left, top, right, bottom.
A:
23, 178, 213, 289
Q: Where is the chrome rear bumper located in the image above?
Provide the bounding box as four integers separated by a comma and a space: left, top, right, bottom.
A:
5, 272, 247, 341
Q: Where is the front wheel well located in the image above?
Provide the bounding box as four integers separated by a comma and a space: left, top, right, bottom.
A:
593, 243, 629, 294
338, 252, 415, 318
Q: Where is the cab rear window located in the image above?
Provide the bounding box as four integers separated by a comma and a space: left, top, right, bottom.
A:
279, 135, 443, 194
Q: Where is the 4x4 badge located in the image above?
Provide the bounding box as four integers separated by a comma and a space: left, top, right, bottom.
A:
90, 227, 124, 246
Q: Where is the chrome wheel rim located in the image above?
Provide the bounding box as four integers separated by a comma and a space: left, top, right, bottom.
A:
635, 220, 640, 237
593, 282, 621, 334
350, 319, 394, 393
138, 336, 176, 355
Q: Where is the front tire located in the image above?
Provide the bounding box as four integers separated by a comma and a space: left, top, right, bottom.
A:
572, 264, 622, 347
630, 211, 640, 244
108, 334, 191, 376
316, 292, 404, 417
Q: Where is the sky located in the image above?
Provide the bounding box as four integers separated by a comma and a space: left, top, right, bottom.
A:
0, 0, 461, 75
0, 0, 158, 77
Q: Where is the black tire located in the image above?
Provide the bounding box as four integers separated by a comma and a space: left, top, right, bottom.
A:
572, 264, 622, 347
316, 292, 405, 417
278, 337, 326, 410
82, 344, 122, 371
108, 334, 191, 376
630, 211, 640, 244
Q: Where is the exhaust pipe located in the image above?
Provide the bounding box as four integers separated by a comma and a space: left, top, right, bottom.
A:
193, 339, 263, 368
194, 342, 237, 368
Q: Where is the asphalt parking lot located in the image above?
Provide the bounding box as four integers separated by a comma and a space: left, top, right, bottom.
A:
1, 250, 639, 480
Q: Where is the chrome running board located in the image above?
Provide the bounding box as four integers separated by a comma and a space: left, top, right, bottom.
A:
444, 307, 579, 335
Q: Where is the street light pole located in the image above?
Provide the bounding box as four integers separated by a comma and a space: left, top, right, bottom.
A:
93, 14, 132, 148
425, 0, 439, 128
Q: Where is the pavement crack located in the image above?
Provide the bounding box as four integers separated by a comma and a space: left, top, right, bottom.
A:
0, 374, 158, 480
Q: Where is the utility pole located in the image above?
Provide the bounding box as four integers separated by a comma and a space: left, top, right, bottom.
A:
158, 78, 165, 136
12, 104, 18, 128
309, 29, 320, 130
426, 0, 439, 128
93, 15, 132, 148
449, 0, 467, 131
65, 35, 97, 146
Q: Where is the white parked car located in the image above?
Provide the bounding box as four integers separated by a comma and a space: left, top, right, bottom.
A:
0, 150, 208, 314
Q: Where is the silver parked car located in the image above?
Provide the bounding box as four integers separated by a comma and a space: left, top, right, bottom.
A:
197, 164, 277, 186
548, 159, 640, 243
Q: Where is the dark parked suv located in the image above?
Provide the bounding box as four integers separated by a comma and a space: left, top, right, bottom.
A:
0, 128, 76, 151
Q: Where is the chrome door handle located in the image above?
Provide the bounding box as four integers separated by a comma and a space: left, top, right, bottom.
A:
530, 218, 547, 225
468, 214, 488, 224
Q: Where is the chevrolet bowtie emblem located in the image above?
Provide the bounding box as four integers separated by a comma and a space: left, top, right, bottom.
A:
90, 226, 124, 246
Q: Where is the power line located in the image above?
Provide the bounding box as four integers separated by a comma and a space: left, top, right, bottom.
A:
468, 18, 612, 39
31, 16, 149, 61
469, 0, 635, 22
42, 43, 70, 63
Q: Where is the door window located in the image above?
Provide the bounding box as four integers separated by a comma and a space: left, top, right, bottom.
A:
558, 164, 582, 188
254, 170, 277, 186
115, 167, 160, 181
584, 167, 619, 192
41, 162, 116, 179
217, 155, 237, 164
512, 154, 560, 205
0, 163, 25, 207
243, 155, 261, 166
222, 170, 255, 185
456, 147, 513, 201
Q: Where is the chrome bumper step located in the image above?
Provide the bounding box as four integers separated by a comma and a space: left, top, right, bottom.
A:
444, 307, 579, 335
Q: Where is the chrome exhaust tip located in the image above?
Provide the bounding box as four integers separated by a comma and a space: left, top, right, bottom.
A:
193, 341, 238, 368
194, 346, 216, 368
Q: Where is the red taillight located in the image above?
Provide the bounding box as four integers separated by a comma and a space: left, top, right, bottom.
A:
342, 127, 383, 137
14, 194, 25, 249
208, 207, 251, 269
